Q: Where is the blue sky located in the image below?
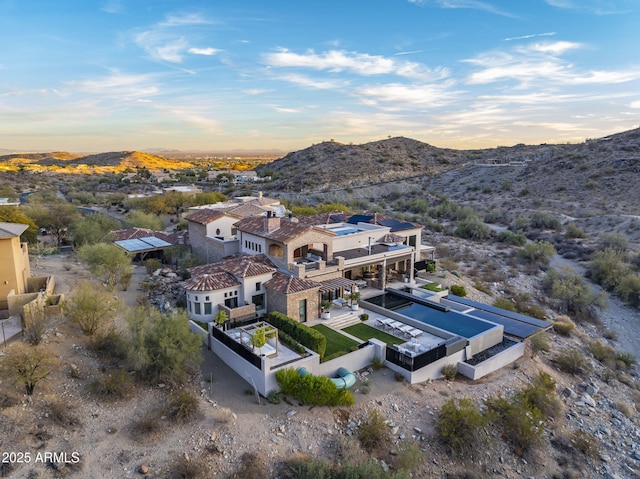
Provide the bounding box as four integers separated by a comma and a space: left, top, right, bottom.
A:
1, 0, 639, 152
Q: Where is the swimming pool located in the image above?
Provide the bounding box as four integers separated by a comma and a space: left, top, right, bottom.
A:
365, 291, 495, 338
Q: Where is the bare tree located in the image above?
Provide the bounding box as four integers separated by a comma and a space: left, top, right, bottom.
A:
1, 343, 59, 395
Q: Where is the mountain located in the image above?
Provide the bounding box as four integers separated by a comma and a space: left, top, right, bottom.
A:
0, 151, 193, 174
256, 129, 640, 215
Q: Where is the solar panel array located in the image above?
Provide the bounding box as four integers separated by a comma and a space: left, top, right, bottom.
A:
114, 236, 172, 252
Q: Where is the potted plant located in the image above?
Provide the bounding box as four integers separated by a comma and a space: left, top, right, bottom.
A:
349, 291, 361, 311
214, 309, 228, 329
321, 301, 332, 320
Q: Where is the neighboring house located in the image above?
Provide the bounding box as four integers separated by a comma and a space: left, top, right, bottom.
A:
184, 254, 276, 324
0, 223, 31, 310
184, 192, 288, 263
163, 185, 202, 195
185, 210, 242, 263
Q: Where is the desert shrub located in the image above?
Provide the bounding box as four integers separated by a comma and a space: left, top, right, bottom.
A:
596, 231, 628, 252
553, 316, 576, 336
284, 456, 334, 479
455, 216, 491, 240
394, 441, 424, 472
530, 332, 551, 357
553, 348, 590, 375
486, 395, 544, 450
395, 371, 405, 382
530, 212, 561, 230
46, 400, 81, 428
588, 248, 626, 290
144, 258, 162, 274
543, 268, 606, 317
570, 430, 602, 460
88, 369, 134, 401
266, 312, 326, 357
616, 401, 635, 418
0, 391, 20, 409
228, 452, 269, 479
493, 297, 516, 311
518, 372, 562, 419
437, 398, 487, 456
88, 330, 129, 365
518, 240, 556, 265
162, 390, 200, 423
357, 409, 391, 455
275, 368, 354, 407
450, 284, 467, 297
167, 452, 208, 479
441, 364, 458, 381
130, 410, 165, 440
371, 356, 385, 370
497, 230, 527, 246
565, 223, 586, 239
127, 307, 203, 385
339, 459, 410, 478
587, 340, 616, 364
615, 351, 637, 370
615, 273, 640, 307
267, 390, 284, 404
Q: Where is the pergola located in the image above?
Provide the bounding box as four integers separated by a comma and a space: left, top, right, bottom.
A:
113, 236, 172, 261
238, 321, 279, 356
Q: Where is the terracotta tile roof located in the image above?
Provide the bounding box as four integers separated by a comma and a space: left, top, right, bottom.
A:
183, 272, 240, 291
188, 253, 276, 278
295, 211, 348, 226
222, 203, 268, 217
185, 209, 229, 225
0, 222, 29, 238
264, 272, 320, 294
235, 216, 334, 244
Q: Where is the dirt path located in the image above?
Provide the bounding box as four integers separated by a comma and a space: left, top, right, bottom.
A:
549, 253, 640, 357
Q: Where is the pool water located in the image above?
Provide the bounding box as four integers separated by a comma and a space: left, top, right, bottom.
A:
366, 292, 494, 338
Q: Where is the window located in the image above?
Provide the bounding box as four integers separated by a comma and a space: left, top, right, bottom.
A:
188, 300, 192, 312
255, 282, 261, 291
408, 235, 417, 247
195, 296, 199, 301
194, 302, 201, 315
224, 297, 238, 308
216, 228, 221, 236
252, 294, 265, 310
204, 302, 212, 314
224, 292, 228, 298
231, 227, 237, 236
205, 296, 210, 301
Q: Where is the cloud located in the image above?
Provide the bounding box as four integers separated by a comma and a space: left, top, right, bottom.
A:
188, 47, 220, 56
504, 32, 556, 41
101, 0, 123, 14
277, 74, 347, 90
630, 100, 640, 109
408, 0, 515, 17
159, 13, 213, 27
269, 105, 301, 113
244, 89, 270, 96
544, 0, 635, 14
263, 48, 448, 81
357, 82, 460, 108
522, 41, 582, 55
394, 50, 424, 56
65, 71, 161, 100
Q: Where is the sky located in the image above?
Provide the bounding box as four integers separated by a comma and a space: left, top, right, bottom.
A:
1, 0, 639, 153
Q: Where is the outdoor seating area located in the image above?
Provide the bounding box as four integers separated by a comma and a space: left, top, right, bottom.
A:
393, 337, 441, 357
376, 318, 423, 338
229, 322, 279, 357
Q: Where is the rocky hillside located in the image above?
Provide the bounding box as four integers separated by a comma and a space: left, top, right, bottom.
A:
258, 128, 640, 217
0, 151, 193, 174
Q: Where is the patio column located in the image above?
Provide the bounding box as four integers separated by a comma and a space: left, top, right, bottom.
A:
408, 255, 415, 283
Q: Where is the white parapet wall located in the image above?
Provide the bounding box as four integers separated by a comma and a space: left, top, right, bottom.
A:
457, 341, 525, 380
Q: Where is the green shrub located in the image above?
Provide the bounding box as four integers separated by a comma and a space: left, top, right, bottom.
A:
530, 332, 551, 357
267, 389, 284, 404
371, 356, 385, 370
449, 284, 467, 297
565, 223, 586, 239
570, 430, 602, 460
266, 312, 326, 358
493, 297, 516, 311
284, 456, 333, 479
518, 240, 556, 265
278, 330, 307, 354
88, 369, 134, 401
357, 409, 391, 454
615, 351, 637, 370
394, 441, 424, 472
441, 364, 458, 381
162, 390, 200, 423
275, 368, 354, 407
230, 452, 269, 479
437, 398, 487, 456
553, 348, 590, 375
359, 313, 369, 321
455, 216, 491, 240
529, 212, 561, 230
486, 395, 544, 450
518, 372, 562, 419
587, 340, 616, 363
497, 230, 527, 246
553, 317, 575, 336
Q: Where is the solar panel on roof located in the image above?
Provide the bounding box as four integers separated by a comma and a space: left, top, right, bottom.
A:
347, 214, 374, 224
115, 239, 152, 252
140, 236, 172, 248
466, 309, 540, 339
377, 219, 416, 231
448, 295, 550, 328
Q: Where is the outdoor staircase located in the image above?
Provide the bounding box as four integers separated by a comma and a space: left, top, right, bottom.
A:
327, 310, 362, 330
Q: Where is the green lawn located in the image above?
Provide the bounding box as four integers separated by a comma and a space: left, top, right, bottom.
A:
343, 323, 405, 346
311, 324, 360, 359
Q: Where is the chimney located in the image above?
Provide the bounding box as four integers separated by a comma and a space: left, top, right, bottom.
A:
258, 191, 263, 199
264, 211, 280, 232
